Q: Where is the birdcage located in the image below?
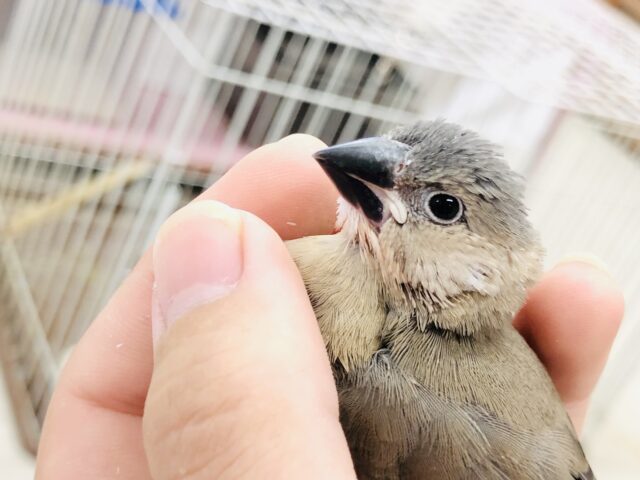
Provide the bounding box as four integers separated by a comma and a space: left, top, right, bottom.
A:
0, 0, 639, 473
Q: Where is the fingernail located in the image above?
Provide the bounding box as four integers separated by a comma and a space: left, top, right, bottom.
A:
557, 254, 610, 274
152, 201, 243, 345
556, 253, 620, 288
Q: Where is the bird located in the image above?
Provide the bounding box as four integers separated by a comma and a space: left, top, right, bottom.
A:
286, 120, 594, 480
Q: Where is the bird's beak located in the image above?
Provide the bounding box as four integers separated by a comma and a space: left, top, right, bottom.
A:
313, 137, 410, 224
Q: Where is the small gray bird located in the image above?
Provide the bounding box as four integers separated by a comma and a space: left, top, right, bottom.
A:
286, 120, 594, 480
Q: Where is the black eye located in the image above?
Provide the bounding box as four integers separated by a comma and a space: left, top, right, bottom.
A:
426, 191, 463, 224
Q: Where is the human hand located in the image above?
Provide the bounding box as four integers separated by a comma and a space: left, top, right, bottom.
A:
36, 135, 623, 479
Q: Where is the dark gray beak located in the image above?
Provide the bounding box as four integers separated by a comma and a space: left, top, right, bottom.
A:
313, 137, 410, 223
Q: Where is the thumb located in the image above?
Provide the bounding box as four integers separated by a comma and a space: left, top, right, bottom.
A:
143, 201, 355, 480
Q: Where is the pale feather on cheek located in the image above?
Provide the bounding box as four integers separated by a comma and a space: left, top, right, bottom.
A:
379, 223, 503, 295
338, 199, 508, 304
374, 220, 542, 334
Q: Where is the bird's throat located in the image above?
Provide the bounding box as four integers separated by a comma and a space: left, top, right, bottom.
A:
286, 233, 387, 371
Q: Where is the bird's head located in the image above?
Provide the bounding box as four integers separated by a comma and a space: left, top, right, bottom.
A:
314, 120, 543, 334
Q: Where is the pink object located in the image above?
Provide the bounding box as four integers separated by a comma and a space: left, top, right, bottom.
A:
0, 108, 251, 172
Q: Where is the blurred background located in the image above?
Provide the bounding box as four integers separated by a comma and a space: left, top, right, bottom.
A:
0, 0, 639, 477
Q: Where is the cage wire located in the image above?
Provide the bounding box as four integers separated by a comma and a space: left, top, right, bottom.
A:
0, 0, 639, 458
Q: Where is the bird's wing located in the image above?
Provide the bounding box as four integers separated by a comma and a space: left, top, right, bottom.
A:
573, 466, 596, 480
442, 399, 594, 480
339, 350, 594, 480
396, 398, 594, 480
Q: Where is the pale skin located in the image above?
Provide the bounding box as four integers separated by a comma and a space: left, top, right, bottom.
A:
36, 134, 624, 479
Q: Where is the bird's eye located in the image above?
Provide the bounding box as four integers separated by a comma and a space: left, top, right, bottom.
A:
425, 191, 463, 225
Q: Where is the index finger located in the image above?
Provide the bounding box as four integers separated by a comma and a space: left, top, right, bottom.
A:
68, 134, 336, 409
208, 134, 337, 240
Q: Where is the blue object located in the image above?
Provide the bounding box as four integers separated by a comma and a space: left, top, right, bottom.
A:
99, 0, 180, 18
